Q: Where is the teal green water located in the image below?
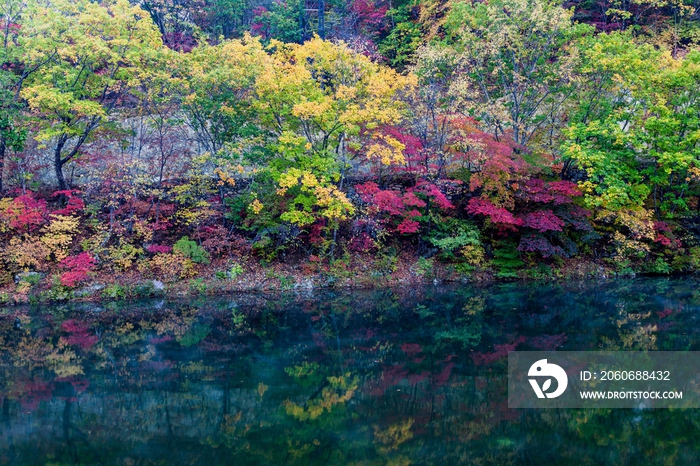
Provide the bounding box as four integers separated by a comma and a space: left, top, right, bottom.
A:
2, 278, 700, 465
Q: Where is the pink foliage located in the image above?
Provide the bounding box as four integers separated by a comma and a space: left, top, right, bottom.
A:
2, 192, 48, 232
414, 181, 454, 210
251, 6, 268, 38
348, 232, 376, 253
374, 190, 405, 216
548, 180, 582, 197
467, 198, 522, 226
10, 378, 53, 411
351, 0, 389, 32
401, 192, 427, 209
397, 219, 420, 234
654, 221, 672, 233
383, 126, 423, 159
371, 364, 408, 396
355, 181, 381, 200
518, 179, 581, 205
150, 335, 174, 344
408, 371, 431, 386
652, 221, 679, 248
147, 244, 173, 254
356, 181, 452, 235
401, 342, 422, 357
433, 362, 455, 386
60, 253, 96, 287
529, 333, 567, 350
52, 190, 85, 216
471, 336, 526, 365
163, 31, 197, 52
654, 234, 680, 248
465, 129, 528, 194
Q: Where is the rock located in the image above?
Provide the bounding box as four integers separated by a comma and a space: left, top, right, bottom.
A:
14, 271, 45, 284
152, 280, 165, 291
74, 283, 105, 297
294, 279, 314, 290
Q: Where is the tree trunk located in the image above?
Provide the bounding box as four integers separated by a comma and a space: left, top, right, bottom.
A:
55, 142, 68, 191
53, 134, 71, 191
318, 0, 325, 39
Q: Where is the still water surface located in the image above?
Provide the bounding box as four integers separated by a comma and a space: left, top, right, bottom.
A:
2, 278, 700, 465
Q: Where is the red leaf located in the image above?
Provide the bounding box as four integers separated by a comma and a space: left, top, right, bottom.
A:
467, 198, 522, 226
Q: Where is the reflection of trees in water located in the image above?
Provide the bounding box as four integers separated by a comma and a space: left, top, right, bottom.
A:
1, 279, 700, 463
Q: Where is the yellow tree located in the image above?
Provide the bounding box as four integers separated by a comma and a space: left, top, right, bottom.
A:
253, 37, 414, 227
20, 0, 163, 190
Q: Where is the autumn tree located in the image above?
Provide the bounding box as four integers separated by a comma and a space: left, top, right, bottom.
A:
20, 0, 163, 191
563, 32, 700, 218
182, 35, 267, 161
250, 37, 412, 228
403, 43, 463, 179
434, 0, 591, 152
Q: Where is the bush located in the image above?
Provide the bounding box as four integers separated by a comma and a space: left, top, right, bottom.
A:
108, 244, 144, 271
414, 256, 434, 277
215, 263, 244, 280
59, 253, 96, 287
491, 241, 524, 278
374, 248, 398, 276
174, 236, 210, 264
189, 278, 207, 294
102, 283, 127, 300
645, 257, 672, 275
425, 217, 482, 261
229, 263, 244, 279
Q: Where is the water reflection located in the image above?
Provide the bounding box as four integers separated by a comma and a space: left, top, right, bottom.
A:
2, 278, 700, 465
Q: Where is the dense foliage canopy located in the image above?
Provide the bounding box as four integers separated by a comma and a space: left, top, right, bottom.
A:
3, 0, 700, 299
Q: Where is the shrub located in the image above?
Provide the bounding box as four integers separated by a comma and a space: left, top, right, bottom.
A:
426, 217, 482, 261
2, 237, 50, 272
229, 263, 244, 279
102, 283, 128, 300
215, 263, 244, 280
491, 241, 524, 278
147, 244, 172, 254
59, 253, 96, 287
108, 244, 144, 271
414, 256, 434, 277
645, 257, 672, 275
189, 278, 207, 294
173, 236, 210, 264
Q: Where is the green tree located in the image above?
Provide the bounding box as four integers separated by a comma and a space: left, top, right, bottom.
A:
182, 35, 267, 160
436, 0, 591, 151
0, 0, 37, 193
563, 32, 700, 218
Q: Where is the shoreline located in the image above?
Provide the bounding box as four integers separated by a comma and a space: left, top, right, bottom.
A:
2, 254, 677, 307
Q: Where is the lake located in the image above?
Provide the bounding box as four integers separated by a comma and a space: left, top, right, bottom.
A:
2, 277, 700, 465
